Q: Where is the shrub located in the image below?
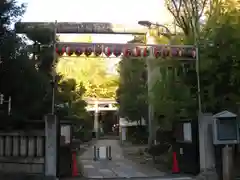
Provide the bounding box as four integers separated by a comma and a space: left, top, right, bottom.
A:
147, 143, 171, 156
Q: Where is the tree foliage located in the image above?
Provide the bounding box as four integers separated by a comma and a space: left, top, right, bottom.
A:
151, 0, 240, 129
116, 35, 149, 122
199, 2, 240, 113
116, 57, 147, 122
118, 0, 240, 132
0, 0, 88, 123
165, 0, 209, 40
57, 57, 118, 98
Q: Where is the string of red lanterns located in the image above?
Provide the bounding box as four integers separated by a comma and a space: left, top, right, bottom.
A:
56, 46, 196, 59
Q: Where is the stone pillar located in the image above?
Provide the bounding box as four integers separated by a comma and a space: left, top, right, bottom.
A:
222, 145, 233, 180
146, 32, 157, 146
94, 101, 99, 139
45, 114, 58, 178
196, 113, 218, 180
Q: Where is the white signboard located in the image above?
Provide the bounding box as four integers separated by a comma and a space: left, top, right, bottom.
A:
183, 122, 192, 142
61, 125, 71, 144
99, 146, 107, 159
121, 127, 127, 141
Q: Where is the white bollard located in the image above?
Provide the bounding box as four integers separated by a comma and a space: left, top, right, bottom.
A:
99, 146, 107, 159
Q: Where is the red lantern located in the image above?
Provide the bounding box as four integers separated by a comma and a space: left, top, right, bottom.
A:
142, 47, 150, 57
123, 48, 132, 57
94, 46, 102, 56
113, 47, 122, 57
66, 47, 73, 56
154, 47, 161, 58
132, 47, 141, 57
84, 47, 92, 57
75, 48, 83, 56
104, 47, 112, 57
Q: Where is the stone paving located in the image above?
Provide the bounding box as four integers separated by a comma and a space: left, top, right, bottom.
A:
78, 139, 167, 178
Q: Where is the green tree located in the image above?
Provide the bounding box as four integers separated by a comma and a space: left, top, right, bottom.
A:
0, 0, 51, 119
116, 57, 148, 123
57, 56, 118, 98
159, 0, 240, 123
56, 77, 88, 119
0, 0, 88, 122
116, 36, 148, 123
199, 2, 240, 113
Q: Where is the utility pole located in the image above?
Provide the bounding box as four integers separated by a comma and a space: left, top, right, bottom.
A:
192, 17, 202, 114
51, 20, 57, 115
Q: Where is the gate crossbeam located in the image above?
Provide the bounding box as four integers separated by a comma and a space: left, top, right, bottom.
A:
15, 22, 147, 35
56, 42, 195, 48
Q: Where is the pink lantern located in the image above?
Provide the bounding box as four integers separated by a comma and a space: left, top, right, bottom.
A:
132, 47, 141, 57
123, 48, 132, 57
142, 47, 150, 57
154, 47, 161, 58
192, 49, 196, 58
104, 47, 112, 57
66, 47, 73, 56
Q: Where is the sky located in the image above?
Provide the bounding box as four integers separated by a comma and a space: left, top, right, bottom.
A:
19, 0, 171, 24
19, 0, 172, 43
18, 0, 173, 73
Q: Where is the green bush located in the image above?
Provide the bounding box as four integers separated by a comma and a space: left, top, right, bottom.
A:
74, 129, 92, 142
147, 143, 171, 156
127, 125, 148, 144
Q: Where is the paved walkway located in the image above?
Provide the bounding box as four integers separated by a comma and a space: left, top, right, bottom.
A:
78, 139, 166, 178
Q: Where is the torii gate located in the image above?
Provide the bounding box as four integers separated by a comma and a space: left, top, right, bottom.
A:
84, 97, 117, 112
84, 97, 118, 139
15, 21, 198, 178
15, 22, 198, 136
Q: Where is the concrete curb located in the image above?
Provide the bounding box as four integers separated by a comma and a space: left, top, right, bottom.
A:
0, 173, 56, 180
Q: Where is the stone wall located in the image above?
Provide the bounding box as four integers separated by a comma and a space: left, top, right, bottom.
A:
0, 130, 45, 174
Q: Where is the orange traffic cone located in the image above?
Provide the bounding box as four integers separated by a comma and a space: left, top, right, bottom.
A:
172, 151, 180, 174
72, 151, 78, 177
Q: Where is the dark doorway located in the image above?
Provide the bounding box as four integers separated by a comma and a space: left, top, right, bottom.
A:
99, 110, 118, 135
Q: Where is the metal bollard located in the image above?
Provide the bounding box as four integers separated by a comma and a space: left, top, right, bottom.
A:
108, 146, 112, 160
97, 147, 100, 160
93, 146, 97, 161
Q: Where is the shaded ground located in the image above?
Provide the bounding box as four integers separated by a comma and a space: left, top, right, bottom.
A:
121, 142, 171, 173
78, 139, 166, 178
